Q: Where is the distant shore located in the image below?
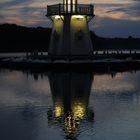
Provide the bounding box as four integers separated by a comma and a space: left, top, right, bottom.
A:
1, 56, 140, 73
0, 24, 140, 52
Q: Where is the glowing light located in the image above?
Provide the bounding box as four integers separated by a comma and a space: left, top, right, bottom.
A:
68, 0, 71, 4
55, 15, 61, 20
64, 103, 86, 136
54, 106, 63, 117
72, 15, 84, 19
63, 0, 76, 12
64, 114, 77, 135
73, 104, 85, 120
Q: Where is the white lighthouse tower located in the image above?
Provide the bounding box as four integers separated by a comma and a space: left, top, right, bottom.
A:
47, 0, 94, 56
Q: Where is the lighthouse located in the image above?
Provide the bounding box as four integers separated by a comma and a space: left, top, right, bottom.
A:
46, 0, 94, 56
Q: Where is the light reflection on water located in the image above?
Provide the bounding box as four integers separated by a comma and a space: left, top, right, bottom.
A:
0, 69, 140, 140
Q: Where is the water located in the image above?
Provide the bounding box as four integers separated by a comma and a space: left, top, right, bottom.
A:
0, 69, 140, 140
0, 52, 48, 58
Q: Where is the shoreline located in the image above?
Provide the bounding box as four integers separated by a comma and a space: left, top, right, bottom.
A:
1, 56, 140, 73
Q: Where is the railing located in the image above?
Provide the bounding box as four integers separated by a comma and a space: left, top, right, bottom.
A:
47, 4, 94, 16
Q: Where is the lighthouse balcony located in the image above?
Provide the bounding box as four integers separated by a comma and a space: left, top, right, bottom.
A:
47, 4, 94, 16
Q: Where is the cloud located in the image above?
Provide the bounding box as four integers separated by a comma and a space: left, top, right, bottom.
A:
0, 0, 50, 26
90, 16, 140, 37
0, 0, 140, 37
94, 1, 140, 22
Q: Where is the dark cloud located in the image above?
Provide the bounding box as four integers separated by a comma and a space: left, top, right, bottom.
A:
0, 0, 140, 37
105, 2, 140, 13
90, 16, 140, 37
0, 0, 32, 9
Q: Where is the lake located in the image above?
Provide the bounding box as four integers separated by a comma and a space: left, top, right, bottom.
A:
0, 69, 140, 140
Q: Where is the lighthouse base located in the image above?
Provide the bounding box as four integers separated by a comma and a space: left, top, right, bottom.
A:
48, 15, 93, 56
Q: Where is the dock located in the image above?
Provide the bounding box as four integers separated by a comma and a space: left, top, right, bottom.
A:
1, 54, 140, 73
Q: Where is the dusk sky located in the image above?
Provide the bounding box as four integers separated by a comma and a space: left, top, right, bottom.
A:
0, 0, 140, 37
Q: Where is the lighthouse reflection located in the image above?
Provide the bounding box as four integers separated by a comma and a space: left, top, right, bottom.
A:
48, 72, 94, 139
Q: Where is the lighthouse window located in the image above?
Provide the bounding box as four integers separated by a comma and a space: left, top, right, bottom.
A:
64, 0, 77, 13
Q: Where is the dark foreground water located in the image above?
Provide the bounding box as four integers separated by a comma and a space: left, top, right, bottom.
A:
0, 69, 140, 140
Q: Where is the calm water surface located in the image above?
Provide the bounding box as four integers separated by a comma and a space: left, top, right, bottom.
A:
0, 69, 140, 140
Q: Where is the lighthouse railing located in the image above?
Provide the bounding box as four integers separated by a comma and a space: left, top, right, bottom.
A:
76, 4, 93, 15
47, 4, 94, 16
47, 4, 60, 15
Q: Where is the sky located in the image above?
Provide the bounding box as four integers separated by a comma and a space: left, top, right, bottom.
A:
0, 0, 140, 37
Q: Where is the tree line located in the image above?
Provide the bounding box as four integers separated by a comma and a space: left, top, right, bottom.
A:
0, 24, 140, 52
